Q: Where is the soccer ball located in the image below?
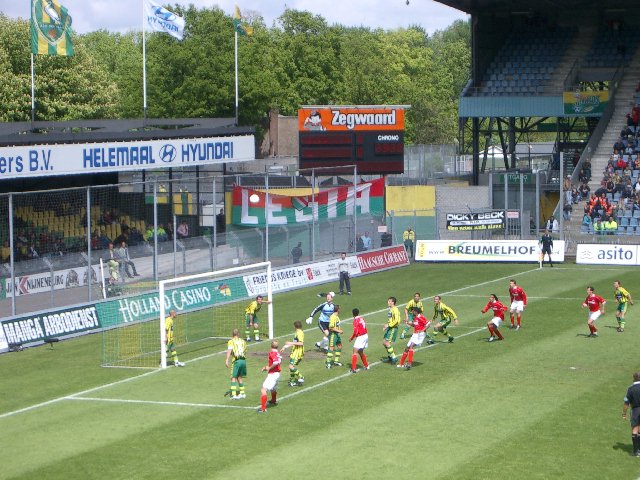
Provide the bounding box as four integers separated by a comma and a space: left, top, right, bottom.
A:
306, 317, 313, 325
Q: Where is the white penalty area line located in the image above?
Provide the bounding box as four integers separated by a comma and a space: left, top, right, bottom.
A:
446, 294, 578, 301
0, 266, 537, 420
67, 396, 256, 410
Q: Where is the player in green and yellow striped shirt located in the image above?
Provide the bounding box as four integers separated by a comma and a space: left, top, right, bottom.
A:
225, 329, 248, 399
281, 320, 305, 386
165, 310, 185, 367
433, 295, 458, 343
326, 306, 344, 368
382, 297, 400, 363
244, 295, 271, 342
613, 280, 634, 332
401, 292, 424, 339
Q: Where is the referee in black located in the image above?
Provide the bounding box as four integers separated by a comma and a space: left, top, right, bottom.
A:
622, 372, 640, 456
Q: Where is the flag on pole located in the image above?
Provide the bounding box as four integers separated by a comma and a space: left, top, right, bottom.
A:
30, 0, 74, 56
233, 6, 254, 36
144, 0, 185, 40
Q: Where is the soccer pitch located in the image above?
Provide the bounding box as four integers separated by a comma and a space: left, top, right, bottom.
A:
1, 262, 638, 479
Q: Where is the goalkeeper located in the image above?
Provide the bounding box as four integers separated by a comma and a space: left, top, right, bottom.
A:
306, 292, 336, 352
165, 310, 185, 367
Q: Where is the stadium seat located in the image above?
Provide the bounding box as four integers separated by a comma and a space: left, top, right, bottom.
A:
620, 217, 629, 227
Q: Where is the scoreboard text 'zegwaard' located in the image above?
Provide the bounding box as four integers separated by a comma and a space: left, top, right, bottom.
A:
298, 106, 407, 174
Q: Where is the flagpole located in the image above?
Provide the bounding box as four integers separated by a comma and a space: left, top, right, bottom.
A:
234, 29, 239, 126
30, 53, 36, 126
142, 0, 148, 122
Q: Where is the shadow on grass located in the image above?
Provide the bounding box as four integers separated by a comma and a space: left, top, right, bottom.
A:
612, 442, 633, 455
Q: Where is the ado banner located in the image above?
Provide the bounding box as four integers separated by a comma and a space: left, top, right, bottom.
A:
231, 178, 385, 227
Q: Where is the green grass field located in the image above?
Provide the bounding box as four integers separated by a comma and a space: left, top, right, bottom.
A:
1, 262, 639, 479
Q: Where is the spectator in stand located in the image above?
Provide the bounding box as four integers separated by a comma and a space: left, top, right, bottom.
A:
144, 225, 154, 242
582, 211, 592, 228
605, 217, 618, 235
634, 179, 640, 196
622, 183, 634, 200
360, 231, 372, 251
291, 242, 302, 264
579, 168, 590, 184
113, 229, 129, 247
579, 182, 591, 200
563, 202, 572, 221
1, 241, 10, 263
53, 238, 66, 256
98, 230, 111, 249
177, 220, 189, 239
129, 227, 143, 246
616, 156, 628, 170
545, 215, 559, 233
91, 230, 99, 250
614, 137, 625, 153
164, 222, 173, 241
583, 159, 592, 179
594, 218, 605, 235
563, 175, 572, 192
118, 241, 140, 277
27, 243, 39, 259
626, 113, 634, 127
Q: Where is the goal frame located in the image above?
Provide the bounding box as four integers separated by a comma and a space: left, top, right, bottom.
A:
158, 261, 273, 368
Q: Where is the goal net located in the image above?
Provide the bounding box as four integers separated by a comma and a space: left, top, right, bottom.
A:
101, 261, 273, 368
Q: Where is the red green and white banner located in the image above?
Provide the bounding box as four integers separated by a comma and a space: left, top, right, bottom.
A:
231, 178, 385, 226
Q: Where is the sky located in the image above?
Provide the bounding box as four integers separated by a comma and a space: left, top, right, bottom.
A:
3, 0, 468, 35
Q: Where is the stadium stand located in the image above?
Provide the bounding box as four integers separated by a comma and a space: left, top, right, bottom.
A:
478, 27, 576, 96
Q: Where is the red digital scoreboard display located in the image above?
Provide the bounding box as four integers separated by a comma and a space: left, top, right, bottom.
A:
298, 107, 405, 174
299, 131, 404, 174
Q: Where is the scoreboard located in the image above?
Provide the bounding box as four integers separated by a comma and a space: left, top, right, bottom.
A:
298, 106, 406, 175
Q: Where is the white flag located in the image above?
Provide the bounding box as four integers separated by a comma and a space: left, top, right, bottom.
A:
144, 0, 185, 40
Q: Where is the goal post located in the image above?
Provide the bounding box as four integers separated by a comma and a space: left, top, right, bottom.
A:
158, 261, 273, 369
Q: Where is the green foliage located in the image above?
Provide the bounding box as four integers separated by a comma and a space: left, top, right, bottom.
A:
0, 10, 470, 141
0, 14, 118, 120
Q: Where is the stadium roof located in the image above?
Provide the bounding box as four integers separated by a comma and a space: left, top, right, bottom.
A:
436, 0, 640, 15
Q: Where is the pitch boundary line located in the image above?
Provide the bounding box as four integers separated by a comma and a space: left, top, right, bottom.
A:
0, 265, 538, 420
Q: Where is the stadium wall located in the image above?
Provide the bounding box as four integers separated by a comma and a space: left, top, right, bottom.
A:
0, 245, 409, 354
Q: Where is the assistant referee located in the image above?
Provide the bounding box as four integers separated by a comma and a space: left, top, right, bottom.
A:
622, 372, 640, 457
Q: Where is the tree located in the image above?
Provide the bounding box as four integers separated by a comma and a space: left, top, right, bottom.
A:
0, 15, 118, 121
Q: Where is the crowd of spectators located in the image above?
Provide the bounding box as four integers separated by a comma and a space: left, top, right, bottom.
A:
578, 87, 640, 235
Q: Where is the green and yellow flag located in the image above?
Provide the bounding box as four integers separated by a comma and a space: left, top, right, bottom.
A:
233, 6, 253, 36
31, 0, 74, 56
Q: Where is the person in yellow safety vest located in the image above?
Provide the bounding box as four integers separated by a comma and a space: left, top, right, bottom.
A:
403, 226, 415, 259
594, 218, 605, 235
604, 217, 617, 235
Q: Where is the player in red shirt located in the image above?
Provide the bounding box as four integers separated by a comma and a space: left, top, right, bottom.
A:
508, 279, 527, 330
582, 286, 606, 337
349, 308, 370, 373
481, 294, 508, 342
397, 307, 430, 369
258, 340, 282, 413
